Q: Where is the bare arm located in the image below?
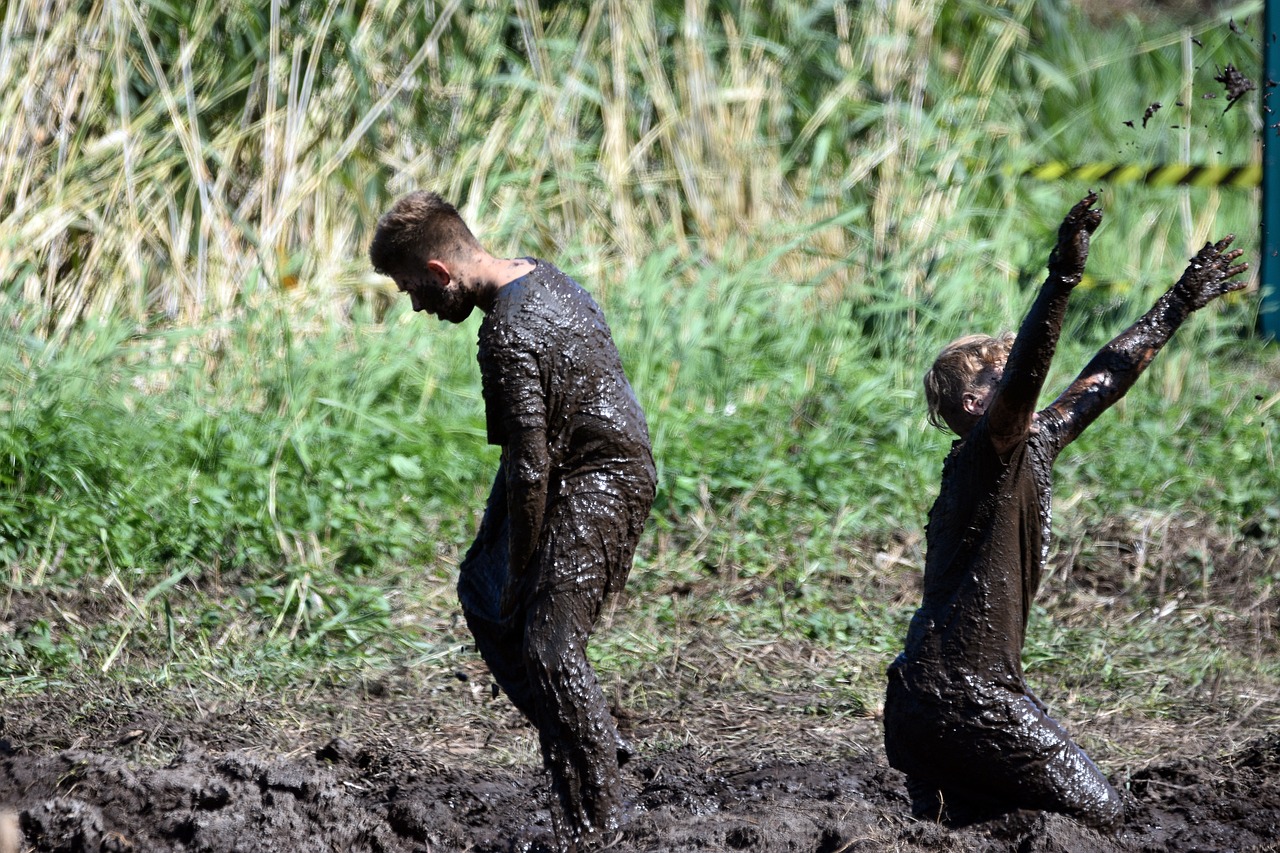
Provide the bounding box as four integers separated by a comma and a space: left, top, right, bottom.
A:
985, 193, 1102, 455
1041, 235, 1248, 450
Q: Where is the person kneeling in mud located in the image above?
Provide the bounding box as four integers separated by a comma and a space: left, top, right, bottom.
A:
883, 192, 1247, 829
370, 192, 657, 851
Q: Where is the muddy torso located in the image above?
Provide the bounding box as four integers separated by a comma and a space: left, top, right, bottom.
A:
891, 420, 1056, 697
476, 260, 655, 498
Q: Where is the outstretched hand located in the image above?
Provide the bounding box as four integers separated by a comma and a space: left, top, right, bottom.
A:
1173, 235, 1249, 310
1048, 191, 1103, 282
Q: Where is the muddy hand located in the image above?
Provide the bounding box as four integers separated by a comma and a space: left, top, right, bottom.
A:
1048, 191, 1102, 282
1174, 235, 1249, 310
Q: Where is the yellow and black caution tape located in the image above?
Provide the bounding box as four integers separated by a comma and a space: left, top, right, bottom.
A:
1018, 162, 1260, 188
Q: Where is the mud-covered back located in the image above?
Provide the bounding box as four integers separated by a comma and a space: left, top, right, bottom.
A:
895, 424, 1055, 692
477, 260, 655, 498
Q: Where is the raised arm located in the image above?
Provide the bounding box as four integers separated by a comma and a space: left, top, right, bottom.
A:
985, 193, 1102, 454
1041, 235, 1248, 451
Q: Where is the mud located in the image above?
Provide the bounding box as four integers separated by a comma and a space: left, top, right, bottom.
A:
1, 537, 1277, 853
1, 727, 1278, 852
1214, 64, 1256, 112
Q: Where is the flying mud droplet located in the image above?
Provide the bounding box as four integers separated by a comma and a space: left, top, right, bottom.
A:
1214, 65, 1255, 113
1142, 102, 1162, 128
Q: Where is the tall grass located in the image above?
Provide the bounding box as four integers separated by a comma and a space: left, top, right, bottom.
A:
2, 0, 1262, 328
1, 0, 1274, 682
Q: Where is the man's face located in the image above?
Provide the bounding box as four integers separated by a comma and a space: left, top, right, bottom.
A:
396, 266, 474, 324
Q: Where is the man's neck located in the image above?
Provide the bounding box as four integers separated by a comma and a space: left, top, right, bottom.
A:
493, 256, 535, 286
466, 254, 535, 312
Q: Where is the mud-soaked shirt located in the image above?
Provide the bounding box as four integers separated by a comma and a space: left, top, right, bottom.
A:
478, 258, 650, 489
891, 418, 1061, 698
477, 260, 655, 504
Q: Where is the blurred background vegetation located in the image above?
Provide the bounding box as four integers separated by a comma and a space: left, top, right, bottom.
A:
1, 0, 1275, 707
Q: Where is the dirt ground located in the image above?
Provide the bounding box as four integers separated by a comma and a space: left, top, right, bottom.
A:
1, 699, 1278, 853
2, 642, 1279, 852
2, 519, 1278, 852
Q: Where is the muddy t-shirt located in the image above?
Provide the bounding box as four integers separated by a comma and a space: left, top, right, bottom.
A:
476, 260, 654, 499
892, 420, 1056, 697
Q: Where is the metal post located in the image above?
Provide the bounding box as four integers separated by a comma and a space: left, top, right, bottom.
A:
1263, 0, 1280, 339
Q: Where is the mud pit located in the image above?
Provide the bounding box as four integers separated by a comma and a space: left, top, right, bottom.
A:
2, 728, 1279, 852
2, 521, 1278, 852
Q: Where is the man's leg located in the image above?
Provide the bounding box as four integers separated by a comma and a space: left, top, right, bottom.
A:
885, 677, 1122, 829
934, 693, 1123, 829
985, 693, 1123, 829
524, 492, 641, 848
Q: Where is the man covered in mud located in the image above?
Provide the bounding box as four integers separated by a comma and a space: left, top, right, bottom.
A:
883, 192, 1247, 829
369, 191, 657, 850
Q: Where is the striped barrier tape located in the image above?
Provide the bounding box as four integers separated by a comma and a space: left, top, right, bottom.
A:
1017, 162, 1260, 188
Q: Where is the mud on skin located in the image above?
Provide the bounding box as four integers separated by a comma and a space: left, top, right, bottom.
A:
460, 260, 656, 850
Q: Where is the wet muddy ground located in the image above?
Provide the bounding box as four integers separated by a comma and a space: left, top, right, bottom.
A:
2, 519, 1277, 852
3, 653, 1278, 853
1, 710, 1278, 852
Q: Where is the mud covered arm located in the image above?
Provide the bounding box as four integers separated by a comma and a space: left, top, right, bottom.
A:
479, 332, 550, 614
503, 424, 549, 593
985, 193, 1102, 454
1041, 236, 1247, 451
474, 459, 509, 546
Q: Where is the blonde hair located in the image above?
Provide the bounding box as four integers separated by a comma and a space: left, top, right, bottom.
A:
369, 191, 482, 276
923, 332, 1015, 430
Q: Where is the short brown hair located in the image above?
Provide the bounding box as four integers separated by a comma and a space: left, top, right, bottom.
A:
923, 332, 1014, 430
369, 191, 482, 276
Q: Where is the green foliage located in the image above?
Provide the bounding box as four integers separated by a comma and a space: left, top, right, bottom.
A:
0, 306, 497, 662
1, 618, 83, 673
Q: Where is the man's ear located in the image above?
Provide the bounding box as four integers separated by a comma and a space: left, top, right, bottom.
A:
425, 259, 451, 285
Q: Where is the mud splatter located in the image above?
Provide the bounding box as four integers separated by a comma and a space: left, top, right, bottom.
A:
1141, 102, 1161, 128
1215, 65, 1255, 112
